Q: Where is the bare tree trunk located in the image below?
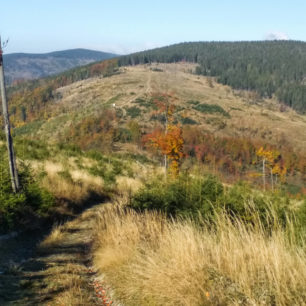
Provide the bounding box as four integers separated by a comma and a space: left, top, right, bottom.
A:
275, 174, 278, 188
271, 168, 274, 192
164, 105, 168, 175
262, 158, 266, 191
0, 39, 20, 193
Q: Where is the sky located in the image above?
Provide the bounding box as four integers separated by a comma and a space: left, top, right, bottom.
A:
1, 0, 306, 55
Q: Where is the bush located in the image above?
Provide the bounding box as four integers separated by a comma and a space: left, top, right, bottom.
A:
130, 175, 292, 228
15, 138, 51, 160
180, 117, 197, 125
187, 100, 200, 105
130, 175, 223, 218
220, 182, 289, 227
126, 106, 141, 118
193, 103, 230, 117
0, 159, 54, 232
295, 200, 306, 239
150, 67, 163, 72
88, 156, 125, 186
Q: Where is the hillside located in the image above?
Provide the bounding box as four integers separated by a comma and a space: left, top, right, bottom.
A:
11, 63, 306, 149
3, 48, 118, 84
118, 41, 306, 113
1, 63, 306, 305
5, 62, 306, 193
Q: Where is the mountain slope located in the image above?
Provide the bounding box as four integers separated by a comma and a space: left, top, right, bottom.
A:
3, 48, 118, 84
118, 41, 306, 113
17, 63, 305, 152
6, 62, 305, 190
2, 60, 305, 194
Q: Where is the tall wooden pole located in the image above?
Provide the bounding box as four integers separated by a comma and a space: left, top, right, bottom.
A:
0, 36, 20, 193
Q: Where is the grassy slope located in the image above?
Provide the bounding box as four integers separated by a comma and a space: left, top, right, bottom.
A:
1, 63, 306, 304
16, 63, 306, 154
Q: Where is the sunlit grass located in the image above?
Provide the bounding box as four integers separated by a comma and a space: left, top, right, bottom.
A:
93, 205, 306, 305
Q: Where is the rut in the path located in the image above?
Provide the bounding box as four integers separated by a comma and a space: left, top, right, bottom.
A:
0, 204, 104, 305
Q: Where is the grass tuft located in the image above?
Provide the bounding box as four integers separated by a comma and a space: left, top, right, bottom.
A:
93, 205, 306, 305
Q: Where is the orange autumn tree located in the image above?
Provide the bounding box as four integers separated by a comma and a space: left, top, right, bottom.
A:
256, 147, 287, 191
144, 93, 184, 177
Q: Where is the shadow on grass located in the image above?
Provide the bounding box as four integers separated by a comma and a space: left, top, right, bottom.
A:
0, 190, 109, 305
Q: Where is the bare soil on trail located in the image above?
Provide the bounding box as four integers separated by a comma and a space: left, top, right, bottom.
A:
0, 204, 105, 305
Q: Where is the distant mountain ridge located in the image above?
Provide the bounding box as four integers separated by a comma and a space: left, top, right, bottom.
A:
3, 48, 118, 84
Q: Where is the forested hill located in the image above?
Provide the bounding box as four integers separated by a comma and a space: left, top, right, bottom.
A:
3, 48, 118, 84
118, 41, 306, 113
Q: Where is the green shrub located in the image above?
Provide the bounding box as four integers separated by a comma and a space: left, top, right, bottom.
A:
187, 100, 200, 105
150, 67, 163, 72
295, 200, 306, 239
56, 143, 83, 157
193, 103, 230, 118
114, 127, 132, 142
126, 106, 141, 118
130, 175, 223, 218
0, 159, 54, 232
88, 157, 125, 186
130, 175, 292, 228
15, 138, 51, 160
13, 120, 44, 136
180, 117, 197, 125
285, 183, 302, 195
220, 182, 289, 227
85, 150, 107, 162
133, 97, 154, 108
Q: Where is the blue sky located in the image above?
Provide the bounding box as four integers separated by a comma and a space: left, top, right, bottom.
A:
1, 0, 306, 54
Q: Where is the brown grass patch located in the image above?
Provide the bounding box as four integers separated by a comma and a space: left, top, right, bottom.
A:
39, 224, 65, 249
93, 206, 306, 305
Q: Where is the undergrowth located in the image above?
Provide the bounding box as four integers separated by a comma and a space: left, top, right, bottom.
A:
130, 175, 303, 231
0, 154, 54, 232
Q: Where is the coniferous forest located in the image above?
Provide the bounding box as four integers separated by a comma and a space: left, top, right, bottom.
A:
119, 41, 306, 113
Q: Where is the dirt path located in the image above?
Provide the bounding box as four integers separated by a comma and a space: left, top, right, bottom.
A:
145, 70, 152, 95
0, 204, 106, 305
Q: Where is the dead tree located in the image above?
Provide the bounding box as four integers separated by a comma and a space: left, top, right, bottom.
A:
0, 37, 20, 192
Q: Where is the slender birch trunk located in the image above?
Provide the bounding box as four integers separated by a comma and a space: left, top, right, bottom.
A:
262, 158, 266, 191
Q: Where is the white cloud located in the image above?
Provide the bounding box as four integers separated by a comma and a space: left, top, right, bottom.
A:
264, 31, 289, 41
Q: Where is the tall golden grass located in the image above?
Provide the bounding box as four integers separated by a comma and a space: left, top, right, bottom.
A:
93, 206, 306, 305
39, 161, 104, 204
42, 172, 102, 203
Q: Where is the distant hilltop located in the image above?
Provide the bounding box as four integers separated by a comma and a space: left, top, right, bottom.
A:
3, 48, 118, 84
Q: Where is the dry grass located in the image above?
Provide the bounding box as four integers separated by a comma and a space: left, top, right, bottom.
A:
49, 268, 93, 306
42, 174, 89, 203
93, 206, 306, 305
40, 160, 104, 204
26, 158, 105, 204
39, 224, 65, 249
